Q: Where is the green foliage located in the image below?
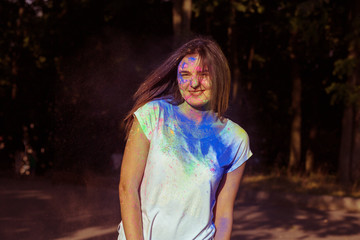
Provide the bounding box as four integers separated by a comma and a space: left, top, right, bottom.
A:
193, 0, 219, 17
328, 57, 360, 107
333, 57, 358, 80
289, 0, 330, 46
253, 53, 266, 65
193, 0, 264, 18
326, 82, 360, 107
232, 0, 264, 14
346, 17, 360, 61
295, 0, 328, 17
325, 4, 360, 110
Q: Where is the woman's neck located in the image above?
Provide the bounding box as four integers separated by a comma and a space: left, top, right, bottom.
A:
178, 101, 214, 125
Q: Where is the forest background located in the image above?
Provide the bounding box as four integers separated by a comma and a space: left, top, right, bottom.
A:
1, 0, 359, 192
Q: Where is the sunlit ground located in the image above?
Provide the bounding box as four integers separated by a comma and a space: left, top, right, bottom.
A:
242, 173, 360, 198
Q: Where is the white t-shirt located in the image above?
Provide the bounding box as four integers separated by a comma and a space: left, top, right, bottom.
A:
118, 99, 252, 240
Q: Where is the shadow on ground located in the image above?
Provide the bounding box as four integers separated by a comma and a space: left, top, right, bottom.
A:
0, 174, 359, 240
0, 174, 120, 240
231, 197, 360, 240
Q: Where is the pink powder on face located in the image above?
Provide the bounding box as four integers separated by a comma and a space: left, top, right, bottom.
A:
210, 168, 215, 172
188, 57, 197, 65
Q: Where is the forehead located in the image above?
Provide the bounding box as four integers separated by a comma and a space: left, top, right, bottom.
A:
178, 54, 207, 71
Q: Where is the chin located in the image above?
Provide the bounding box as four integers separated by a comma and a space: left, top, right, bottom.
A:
187, 100, 210, 110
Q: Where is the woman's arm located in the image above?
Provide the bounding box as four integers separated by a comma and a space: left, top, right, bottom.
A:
213, 163, 246, 240
119, 117, 150, 240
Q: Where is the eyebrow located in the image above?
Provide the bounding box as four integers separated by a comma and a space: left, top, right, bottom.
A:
179, 69, 209, 74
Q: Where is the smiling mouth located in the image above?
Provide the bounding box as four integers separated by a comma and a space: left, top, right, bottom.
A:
189, 91, 204, 96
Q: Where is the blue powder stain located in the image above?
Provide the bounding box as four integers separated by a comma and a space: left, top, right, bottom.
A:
181, 62, 188, 69
169, 103, 229, 168
177, 73, 187, 84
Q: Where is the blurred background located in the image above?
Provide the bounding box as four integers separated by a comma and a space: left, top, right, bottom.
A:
1, 0, 359, 185
0, 0, 360, 184
1, 0, 360, 239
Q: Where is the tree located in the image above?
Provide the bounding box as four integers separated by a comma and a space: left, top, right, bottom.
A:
0, 0, 60, 172
172, 0, 192, 43
329, 0, 360, 184
282, 0, 333, 174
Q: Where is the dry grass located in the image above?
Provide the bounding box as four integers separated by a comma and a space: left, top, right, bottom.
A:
242, 173, 360, 198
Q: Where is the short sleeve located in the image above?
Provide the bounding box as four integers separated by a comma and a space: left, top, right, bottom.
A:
226, 127, 253, 173
133, 101, 160, 141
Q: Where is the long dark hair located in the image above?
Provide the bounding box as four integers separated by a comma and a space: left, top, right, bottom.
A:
123, 37, 231, 139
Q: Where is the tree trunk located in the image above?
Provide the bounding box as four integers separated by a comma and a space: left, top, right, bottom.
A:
11, 5, 24, 100
227, 2, 240, 101
172, 0, 192, 43
305, 125, 317, 174
349, 0, 360, 184
350, 61, 360, 182
172, 0, 182, 39
288, 61, 302, 173
182, 0, 191, 34
338, 0, 360, 184
247, 44, 255, 90
352, 105, 360, 183
339, 78, 355, 184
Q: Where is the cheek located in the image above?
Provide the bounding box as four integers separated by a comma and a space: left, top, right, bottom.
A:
201, 79, 211, 90
177, 77, 190, 90
177, 72, 186, 85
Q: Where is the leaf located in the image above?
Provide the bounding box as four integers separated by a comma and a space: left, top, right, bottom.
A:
39, 56, 46, 63
289, 17, 299, 33
0, 79, 11, 86
23, 36, 30, 48
257, 5, 265, 14
333, 57, 358, 80
326, 82, 360, 106
205, 5, 215, 13
233, 2, 247, 12
253, 54, 266, 64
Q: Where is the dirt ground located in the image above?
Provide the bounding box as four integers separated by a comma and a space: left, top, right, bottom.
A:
0, 174, 359, 240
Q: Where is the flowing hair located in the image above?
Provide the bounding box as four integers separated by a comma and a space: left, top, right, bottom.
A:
123, 36, 231, 139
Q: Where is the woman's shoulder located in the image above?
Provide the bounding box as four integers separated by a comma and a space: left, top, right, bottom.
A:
223, 119, 250, 142
145, 98, 173, 109
136, 98, 172, 114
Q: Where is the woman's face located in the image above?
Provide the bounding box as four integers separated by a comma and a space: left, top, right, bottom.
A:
177, 54, 211, 110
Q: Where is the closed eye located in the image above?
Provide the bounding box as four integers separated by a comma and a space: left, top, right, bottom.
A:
179, 71, 191, 78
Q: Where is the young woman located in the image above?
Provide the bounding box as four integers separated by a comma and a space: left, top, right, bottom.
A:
118, 37, 252, 240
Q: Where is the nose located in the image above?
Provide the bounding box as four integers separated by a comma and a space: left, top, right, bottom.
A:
190, 77, 200, 88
